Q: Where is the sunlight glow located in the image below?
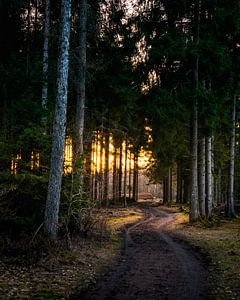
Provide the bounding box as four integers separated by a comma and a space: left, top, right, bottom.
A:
30, 151, 40, 171
64, 136, 73, 175
11, 154, 21, 175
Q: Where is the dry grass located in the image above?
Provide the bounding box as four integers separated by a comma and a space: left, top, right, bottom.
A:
105, 207, 144, 231
0, 206, 144, 299
171, 211, 240, 300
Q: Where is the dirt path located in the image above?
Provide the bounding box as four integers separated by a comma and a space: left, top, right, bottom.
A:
73, 206, 210, 300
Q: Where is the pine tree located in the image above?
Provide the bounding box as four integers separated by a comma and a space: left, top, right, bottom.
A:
227, 95, 236, 217
44, 0, 72, 239
41, 0, 51, 123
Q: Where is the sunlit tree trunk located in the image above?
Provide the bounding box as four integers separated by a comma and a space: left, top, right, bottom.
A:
128, 153, 132, 199
41, 0, 50, 122
94, 131, 99, 202
113, 140, 117, 203
44, 0, 72, 239
206, 135, 213, 218
118, 140, 122, 201
133, 153, 138, 201
227, 95, 236, 217
90, 133, 95, 200
99, 130, 104, 205
123, 140, 128, 207
84, 137, 92, 198
198, 137, 206, 218
104, 132, 109, 205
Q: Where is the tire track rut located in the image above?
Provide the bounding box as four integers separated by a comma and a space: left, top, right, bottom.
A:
74, 206, 210, 300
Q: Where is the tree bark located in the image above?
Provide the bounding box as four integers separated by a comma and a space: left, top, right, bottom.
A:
167, 167, 171, 205
41, 0, 50, 123
44, 0, 72, 239
206, 135, 213, 218
94, 131, 99, 202
75, 0, 87, 158
218, 168, 222, 204
198, 137, 206, 218
34, 0, 39, 40
227, 95, 236, 217
123, 140, 128, 207
113, 140, 117, 203
133, 153, 138, 201
104, 132, 109, 205
118, 140, 123, 201
189, 97, 199, 221
176, 162, 182, 203
189, 0, 200, 222
99, 130, 104, 205
183, 177, 189, 204
128, 153, 132, 199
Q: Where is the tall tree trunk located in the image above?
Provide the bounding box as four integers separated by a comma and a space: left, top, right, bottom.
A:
183, 177, 189, 204
212, 142, 215, 206
190, 96, 199, 221
44, 0, 72, 239
206, 135, 213, 218
133, 153, 138, 201
113, 141, 117, 203
123, 140, 128, 207
198, 137, 206, 218
34, 0, 39, 40
167, 167, 171, 205
218, 168, 222, 204
163, 177, 166, 204
227, 95, 236, 217
189, 0, 200, 222
90, 134, 95, 200
128, 153, 132, 199
26, 0, 31, 77
118, 140, 123, 201
75, 0, 87, 159
94, 131, 99, 202
104, 132, 109, 205
99, 130, 103, 205
170, 168, 173, 203
177, 162, 182, 203
41, 0, 50, 122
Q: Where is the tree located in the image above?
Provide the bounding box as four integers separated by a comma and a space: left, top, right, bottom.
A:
227, 94, 236, 217
41, 0, 51, 123
44, 0, 72, 239
198, 137, 206, 218
189, 0, 201, 222
206, 135, 213, 217
75, 0, 87, 159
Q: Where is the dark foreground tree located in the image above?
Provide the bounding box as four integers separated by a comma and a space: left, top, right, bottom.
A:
44, 0, 72, 239
227, 95, 237, 217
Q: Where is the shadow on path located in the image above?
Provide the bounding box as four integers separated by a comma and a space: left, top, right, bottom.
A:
70, 205, 210, 300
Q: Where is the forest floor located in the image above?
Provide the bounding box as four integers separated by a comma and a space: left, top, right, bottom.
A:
0, 201, 240, 299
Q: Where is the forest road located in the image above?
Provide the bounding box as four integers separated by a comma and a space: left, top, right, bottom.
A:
74, 205, 210, 300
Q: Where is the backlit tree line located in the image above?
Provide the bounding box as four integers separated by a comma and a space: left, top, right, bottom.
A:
0, 0, 240, 239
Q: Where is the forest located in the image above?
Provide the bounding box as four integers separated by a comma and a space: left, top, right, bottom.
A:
0, 0, 240, 299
